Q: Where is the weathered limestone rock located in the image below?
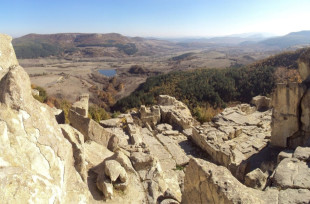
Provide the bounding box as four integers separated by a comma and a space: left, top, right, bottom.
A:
293, 146, 310, 161
127, 123, 143, 145
84, 140, 114, 169
158, 95, 195, 131
60, 124, 87, 181
272, 158, 310, 190
140, 105, 161, 127
244, 168, 268, 190
271, 83, 307, 147
0, 38, 89, 202
100, 118, 122, 128
68, 97, 113, 147
182, 158, 276, 204
51, 107, 65, 124
277, 150, 294, 164
251, 95, 271, 111
104, 160, 127, 182
191, 104, 271, 180
301, 89, 310, 133
278, 189, 310, 204
156, 134, 189, 166
96, 173, 113, 199
71, 93, 89, 117
0, 34, 18, 72
130, 151, 155, 171
107, 135, 119, 152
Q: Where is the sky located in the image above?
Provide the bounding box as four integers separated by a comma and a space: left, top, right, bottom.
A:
1, 0, 310, 38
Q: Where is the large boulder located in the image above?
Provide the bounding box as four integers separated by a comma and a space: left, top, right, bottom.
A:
158, 95, 195, 131
182, 158, 276, 204
272, 158, 310, 190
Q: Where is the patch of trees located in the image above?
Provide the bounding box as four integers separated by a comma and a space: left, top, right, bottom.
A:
14, 42, 62, 58
170, 52, 195, 61
77, 43, 138, 55
112, 66, 276, 114
251, 48, 310, 69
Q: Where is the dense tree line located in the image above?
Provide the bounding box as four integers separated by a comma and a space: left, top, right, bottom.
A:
113, 66, 276, 113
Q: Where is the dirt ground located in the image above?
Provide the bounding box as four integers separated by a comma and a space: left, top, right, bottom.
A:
20, 48, 276, 104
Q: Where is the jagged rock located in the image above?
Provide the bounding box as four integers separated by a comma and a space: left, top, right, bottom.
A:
156, 123, 173, 132
271, 83, 307, 147
84, 140, 113, 169
140, 105, 161, 126
107, 135, 119, 152
251, 95, 271, 111
60, 124, 87, 181
277, 150, 294, 163
293, 146, 310, 161
0, 38, 89, 203
51, 107, 65, 124
96, 173, 113, 199
0, 34, 18, 72
127, 123, 143, 145
158, 95, 195, 131
182, 158, 276, 204
244, 168, 268, 190
130, 151, 155, 171
100, 118, 122, 128
272, 158, 310, 190
68, 100, 113, 146
104, 160, 127, 182
71, 93, 89, 117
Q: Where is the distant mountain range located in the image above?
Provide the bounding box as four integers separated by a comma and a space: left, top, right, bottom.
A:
258, 31, 310, 48
12, 31, 310, 59
163, 31, 310, 48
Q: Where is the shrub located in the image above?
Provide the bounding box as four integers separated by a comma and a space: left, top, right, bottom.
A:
88, 105, 110, 122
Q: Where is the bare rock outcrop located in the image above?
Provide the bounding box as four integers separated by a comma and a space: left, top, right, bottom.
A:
68, 94, 113, 147
158, 95, 196, 131
0, 34, 89, 203
271, 52, 310, 148
191, 103, 271, 180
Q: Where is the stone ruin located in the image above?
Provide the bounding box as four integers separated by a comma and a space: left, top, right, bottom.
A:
1, 33, 310, 203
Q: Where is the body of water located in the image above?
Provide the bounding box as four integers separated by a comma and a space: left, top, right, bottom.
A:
98, 69, 116, 77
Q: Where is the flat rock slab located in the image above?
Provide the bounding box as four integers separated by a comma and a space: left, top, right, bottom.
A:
273, 158, 310, 190
156, 134, 189, 166
141, 128, 176, 171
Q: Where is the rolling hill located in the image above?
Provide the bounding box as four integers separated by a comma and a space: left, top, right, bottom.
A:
259, 30, 310, 49
13, 33, 180, 58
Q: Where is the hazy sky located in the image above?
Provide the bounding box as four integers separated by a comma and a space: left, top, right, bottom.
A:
1, 0, 310, 37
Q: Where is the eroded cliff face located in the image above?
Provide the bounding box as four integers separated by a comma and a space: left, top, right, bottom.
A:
271, 50, 310, 148
0, 34, 90, 203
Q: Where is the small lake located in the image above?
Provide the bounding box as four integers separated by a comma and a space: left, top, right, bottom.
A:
98, 69, 116, 77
